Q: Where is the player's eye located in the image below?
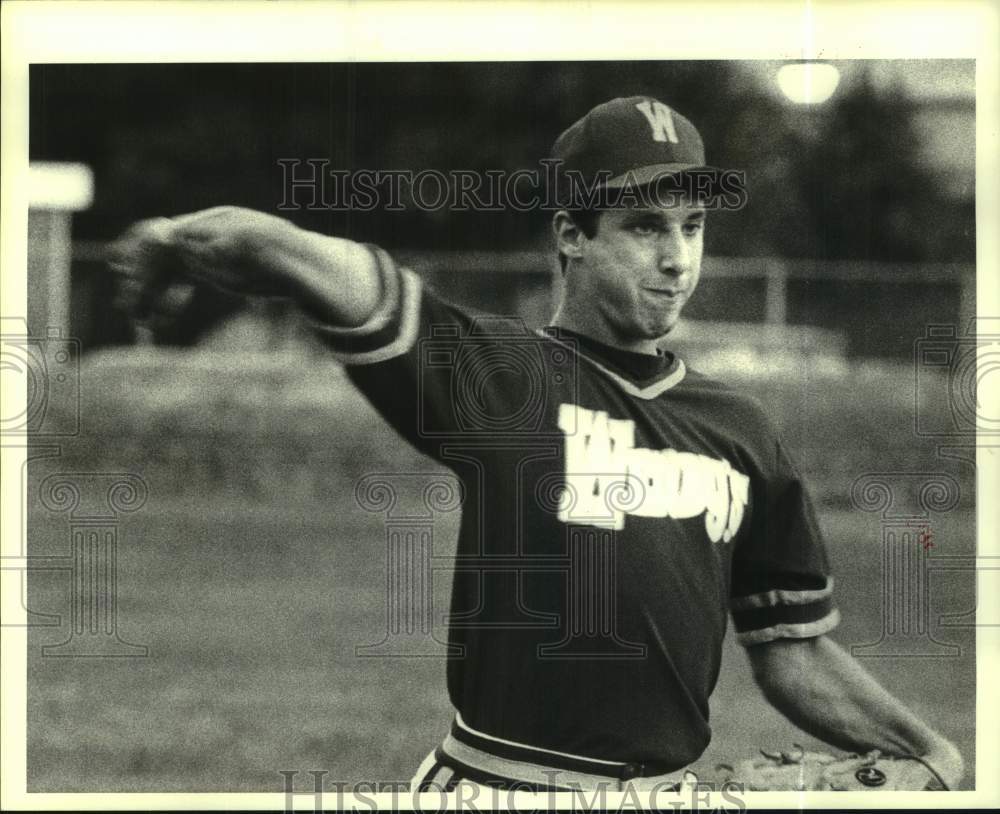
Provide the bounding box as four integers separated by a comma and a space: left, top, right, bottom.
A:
629, 223, 657, 236
682, 221, 704, 236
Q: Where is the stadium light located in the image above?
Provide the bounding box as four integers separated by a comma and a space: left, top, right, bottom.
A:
776, 62, 840, 105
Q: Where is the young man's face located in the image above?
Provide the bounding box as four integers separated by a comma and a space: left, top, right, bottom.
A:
560, 196, 705, 352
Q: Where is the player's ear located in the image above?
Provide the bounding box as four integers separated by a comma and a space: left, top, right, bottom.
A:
552, 211, 586, 264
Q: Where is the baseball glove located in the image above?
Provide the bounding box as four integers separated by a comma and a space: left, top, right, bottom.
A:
716, 744, 949, 791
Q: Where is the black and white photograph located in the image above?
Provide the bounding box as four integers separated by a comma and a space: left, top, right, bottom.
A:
2, 2, 997, 811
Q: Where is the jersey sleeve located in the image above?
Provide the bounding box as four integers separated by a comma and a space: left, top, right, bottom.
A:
729, 427, 840, 646
307, 244, 476, 461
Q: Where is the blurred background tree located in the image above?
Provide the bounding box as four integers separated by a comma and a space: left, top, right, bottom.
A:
30, 61, 974, 261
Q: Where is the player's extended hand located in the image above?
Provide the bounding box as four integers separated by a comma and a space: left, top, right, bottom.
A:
108, 206, 304, 326
110, 205, 383, 335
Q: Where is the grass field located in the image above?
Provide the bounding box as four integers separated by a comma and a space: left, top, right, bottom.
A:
26, 500, 976, 792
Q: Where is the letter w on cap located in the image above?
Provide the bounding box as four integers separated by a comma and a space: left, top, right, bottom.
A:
635, 100, 679, 143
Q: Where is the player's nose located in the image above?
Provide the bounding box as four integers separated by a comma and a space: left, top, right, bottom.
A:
655, 229, 691, 278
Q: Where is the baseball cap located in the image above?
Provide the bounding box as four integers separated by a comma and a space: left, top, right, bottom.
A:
550, 96, 717, 199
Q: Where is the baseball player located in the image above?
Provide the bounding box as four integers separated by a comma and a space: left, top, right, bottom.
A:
110, 96, 965, 794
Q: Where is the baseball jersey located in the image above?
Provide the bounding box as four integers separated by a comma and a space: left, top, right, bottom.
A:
313, 246, 840, 773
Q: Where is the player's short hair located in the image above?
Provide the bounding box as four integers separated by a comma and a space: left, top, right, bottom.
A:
565, 207, 602, 239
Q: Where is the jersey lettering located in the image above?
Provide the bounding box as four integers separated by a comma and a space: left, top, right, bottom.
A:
557, 403, 749, 540
635, 100, 679, 144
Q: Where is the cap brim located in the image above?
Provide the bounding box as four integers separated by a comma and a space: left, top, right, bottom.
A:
604, 163, 723, 189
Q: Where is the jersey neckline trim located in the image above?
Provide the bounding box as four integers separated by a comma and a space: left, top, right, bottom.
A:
536, 330, 687, 399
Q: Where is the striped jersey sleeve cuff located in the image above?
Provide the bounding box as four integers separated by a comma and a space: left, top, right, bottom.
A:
731, 577, 839, 646
310, 245, 423, 365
